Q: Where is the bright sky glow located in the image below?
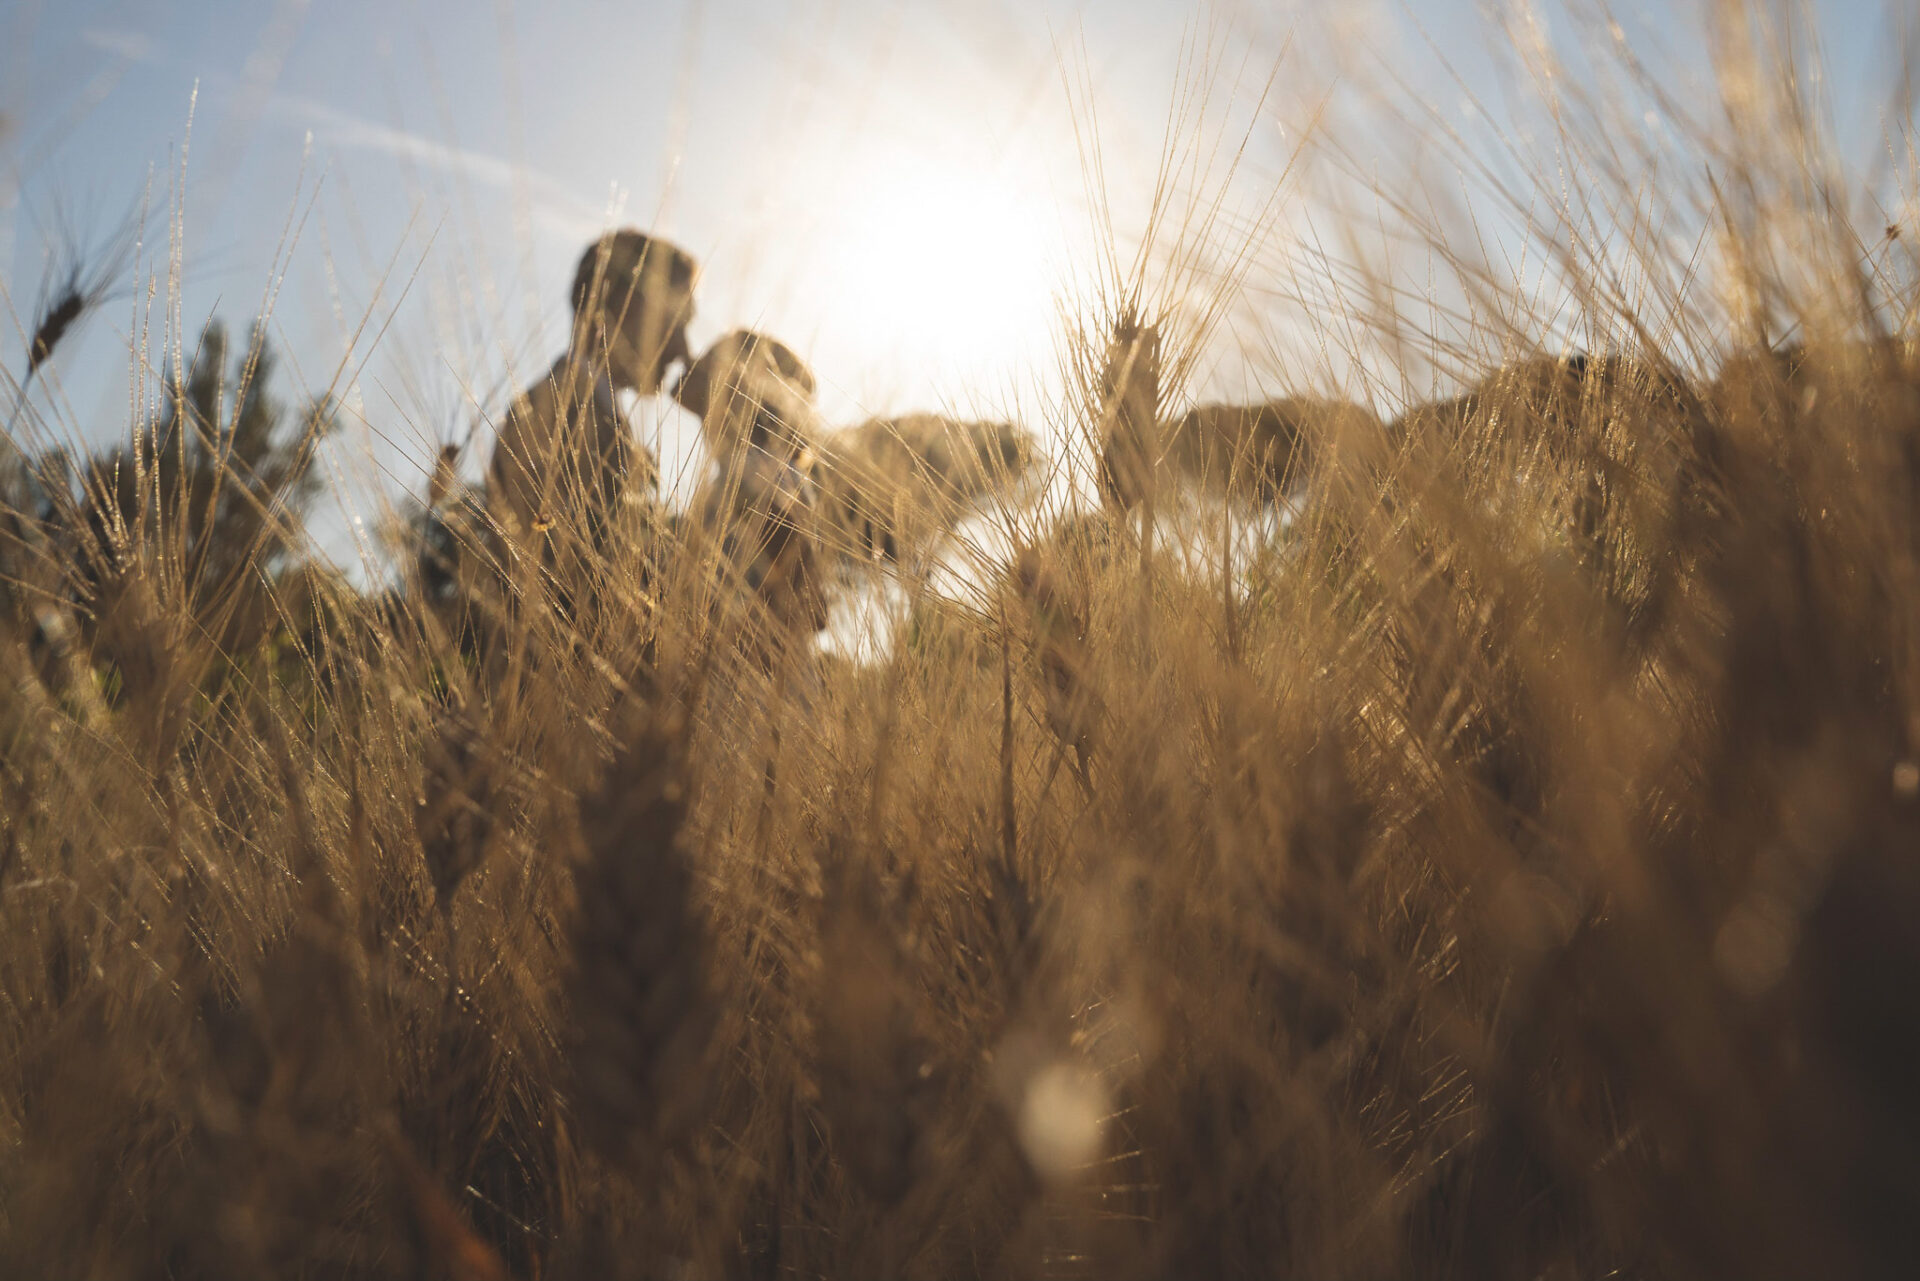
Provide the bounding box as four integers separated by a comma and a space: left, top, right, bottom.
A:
0, 0, 1902, 580
804, 144, 1059, 407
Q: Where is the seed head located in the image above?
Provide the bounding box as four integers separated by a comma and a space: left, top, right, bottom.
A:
567, 706, 716, 1170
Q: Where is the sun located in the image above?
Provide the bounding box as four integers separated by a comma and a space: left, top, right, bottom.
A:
808, 145, 1060, 402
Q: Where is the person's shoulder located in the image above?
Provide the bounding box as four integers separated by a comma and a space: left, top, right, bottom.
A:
589, 371, 625, 424
511, 356, 586, 423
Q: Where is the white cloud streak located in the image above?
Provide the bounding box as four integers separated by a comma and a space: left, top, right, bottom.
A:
77, 27, 152, 64
268, 93, 611, 245
77, 24, 609, 245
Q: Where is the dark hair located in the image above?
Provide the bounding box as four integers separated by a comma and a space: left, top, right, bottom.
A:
569, 229, 697, 317
671, 329, 816, 419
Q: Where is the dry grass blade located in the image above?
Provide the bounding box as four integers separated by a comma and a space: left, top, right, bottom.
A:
812, 851, 936, 1207
1011, 545, 1100, 797
415, 702, 499, 914
384, 1126, 516, 1281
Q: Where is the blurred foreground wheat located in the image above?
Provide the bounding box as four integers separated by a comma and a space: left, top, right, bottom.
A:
3, 6, 1920, 1278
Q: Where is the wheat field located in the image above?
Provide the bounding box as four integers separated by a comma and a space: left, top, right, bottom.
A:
2, 4, 1919, 1278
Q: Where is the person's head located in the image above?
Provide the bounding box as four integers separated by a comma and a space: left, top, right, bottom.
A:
571, 229, 698, 394
672, 329, 818, 462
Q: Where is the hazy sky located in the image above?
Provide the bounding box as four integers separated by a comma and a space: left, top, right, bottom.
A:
0, 0, 1906, 562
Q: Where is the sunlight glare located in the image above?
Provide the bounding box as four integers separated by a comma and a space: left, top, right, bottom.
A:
810, 147, 1057, 400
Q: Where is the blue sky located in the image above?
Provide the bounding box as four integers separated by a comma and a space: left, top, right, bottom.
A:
5, 1, 1200, 505
0, 0, 1908, 563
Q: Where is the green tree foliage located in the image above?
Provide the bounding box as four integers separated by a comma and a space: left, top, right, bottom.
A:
65, 318, 336, 651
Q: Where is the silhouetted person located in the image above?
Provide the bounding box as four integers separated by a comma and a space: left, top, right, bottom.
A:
673, 329, 831, 664
488, 229, 696, 608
